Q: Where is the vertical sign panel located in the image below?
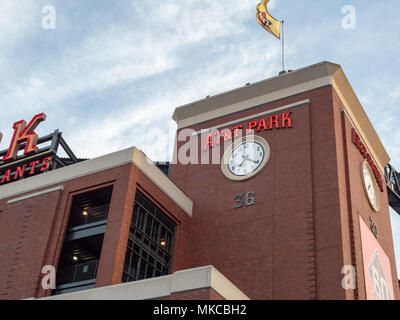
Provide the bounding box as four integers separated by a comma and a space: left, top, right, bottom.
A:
359, 216, 394, 300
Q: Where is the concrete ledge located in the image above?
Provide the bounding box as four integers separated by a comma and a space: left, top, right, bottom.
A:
37, 266, 249, 300
172, 60, 390, 172
193, 99, 310, 136
0, 147, 193, 216
7, 185, 64, 204
0, 148, 135, 201
133, 149, 193, 216
173, 61, 338, 128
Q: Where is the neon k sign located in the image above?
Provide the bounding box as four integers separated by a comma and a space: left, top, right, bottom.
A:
1, 113, 47, 162
0, 113, 51, 186
0, 113, 80, 186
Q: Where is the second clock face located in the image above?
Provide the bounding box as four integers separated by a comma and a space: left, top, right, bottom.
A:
361, 161, 380, 212
227, 141, 265, 176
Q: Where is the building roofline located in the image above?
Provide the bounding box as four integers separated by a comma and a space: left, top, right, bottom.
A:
34, 265, 249, 300
331, 64, 390, 173
0, 147, 193, 217
172, 61, 390, 173
172, 61, 339, 124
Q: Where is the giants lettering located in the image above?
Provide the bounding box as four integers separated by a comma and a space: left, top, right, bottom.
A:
0, 156, 51, 185
14, 165, 27, 180
2, 113, 47, 162
41, 157, 51, 172
1, 169, 11, 184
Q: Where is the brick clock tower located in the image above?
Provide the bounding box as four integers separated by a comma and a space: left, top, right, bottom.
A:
169, 61, 400, 300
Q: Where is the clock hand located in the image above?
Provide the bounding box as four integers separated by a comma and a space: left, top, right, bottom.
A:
239, 155, 248, 167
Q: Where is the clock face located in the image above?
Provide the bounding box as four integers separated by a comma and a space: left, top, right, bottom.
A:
221, 136, 270, 181
227, 141, 265, 176
361, 161, 380, 212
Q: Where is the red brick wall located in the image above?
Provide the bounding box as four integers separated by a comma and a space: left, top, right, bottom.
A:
336, 92, 400, 300
1, 84, 397, 301
170, 85, 399, 300
0, 165, 134, 299
96, 164, 193, 288
170, 86, 343, 300
0, 189, 63, 299
0, 161, 191, 300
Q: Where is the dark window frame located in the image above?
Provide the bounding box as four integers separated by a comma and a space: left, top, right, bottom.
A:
122, 190, 176, 283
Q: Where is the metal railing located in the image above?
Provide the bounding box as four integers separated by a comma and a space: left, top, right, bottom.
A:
68, 204, 109, 229
385, 164, 400, 215
56, 260, 99, 286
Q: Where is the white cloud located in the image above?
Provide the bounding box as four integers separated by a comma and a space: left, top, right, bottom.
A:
358, 80, 400, 169
0, 0, 259, 123
0, 1, 37, 65
0, 1, 396, 165
0, 1, 35, 39
0, 0, 283, 158
65, 39, 280, 161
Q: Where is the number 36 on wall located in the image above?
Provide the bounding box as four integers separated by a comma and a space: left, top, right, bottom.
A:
234, 192, 255, 209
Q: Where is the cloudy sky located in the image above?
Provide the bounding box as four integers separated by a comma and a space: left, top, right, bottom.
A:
1, 0, 400, 277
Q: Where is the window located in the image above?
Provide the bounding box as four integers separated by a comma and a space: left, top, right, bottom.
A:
67, 186, 113, 229
122, 191, 176, 283
54, 185, 113, 295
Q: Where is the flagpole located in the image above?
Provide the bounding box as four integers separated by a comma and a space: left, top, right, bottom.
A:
281, 20, 285, 72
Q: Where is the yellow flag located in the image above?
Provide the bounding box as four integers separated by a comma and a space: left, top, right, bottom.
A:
256, 0, 281, 39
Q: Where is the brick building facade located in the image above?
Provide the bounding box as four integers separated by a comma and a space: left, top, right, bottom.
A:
0, 61, 398, 300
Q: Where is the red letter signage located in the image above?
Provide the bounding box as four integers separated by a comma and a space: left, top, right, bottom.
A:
203, 110, 293, 151
2, 113, 47, 162
351, 128, 384, 192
